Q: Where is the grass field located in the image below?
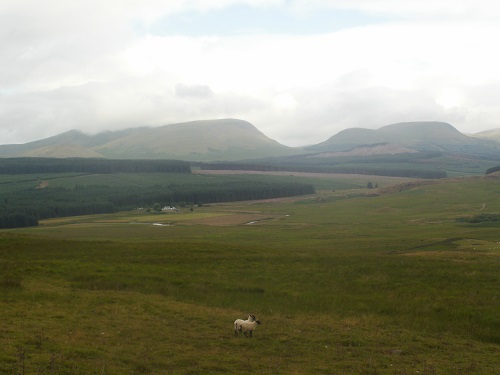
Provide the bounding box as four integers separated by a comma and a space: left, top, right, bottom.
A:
1, 173, 499, 374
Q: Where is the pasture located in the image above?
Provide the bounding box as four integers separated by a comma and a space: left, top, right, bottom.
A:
1, 173, 499, 374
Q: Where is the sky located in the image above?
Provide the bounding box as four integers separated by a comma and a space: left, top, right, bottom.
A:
1, 0, 500, 147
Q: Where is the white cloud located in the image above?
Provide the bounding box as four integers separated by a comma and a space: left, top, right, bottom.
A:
0, 0, 499, 145
175, 83, 214, 98
295, 0, 500, 19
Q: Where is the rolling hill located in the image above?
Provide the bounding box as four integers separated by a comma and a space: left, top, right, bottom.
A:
0, 119, 301, 162
0, 128, 145, 158
307, 121, 499, 156
93, 119, 299, 161
0, 120, 498, 162
471, 128, 500, 142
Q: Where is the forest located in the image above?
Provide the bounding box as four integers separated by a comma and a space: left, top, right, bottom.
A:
199, 152, 450, 179
0, 172, 315, 228
486, 164, 500, 174
5, 153, 495, 229
456, 213, 500, 224
0, 157, 191, 174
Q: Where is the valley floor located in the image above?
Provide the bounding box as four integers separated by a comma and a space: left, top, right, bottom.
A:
1, 174, 499, 374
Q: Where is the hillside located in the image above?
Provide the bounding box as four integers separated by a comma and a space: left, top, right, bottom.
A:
471, 128, 500, 142
307, 121, 499, 155
93, 119, 299, 161
0, 119, 300, 162
0, 128, 146, 158
1, 120, 499, 163
17, 144, 105, 158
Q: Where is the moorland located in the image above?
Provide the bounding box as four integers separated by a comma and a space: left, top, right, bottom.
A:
1, 119, 499, 373
1, 167, 499, 374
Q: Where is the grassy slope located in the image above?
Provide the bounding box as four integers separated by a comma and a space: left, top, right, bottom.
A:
309, 121, 495, 153
17, 144, 105, 158
0, 119, 300, 161
1, 174, 499, 374
93, 119, 300, 161
472, 128, 500, 141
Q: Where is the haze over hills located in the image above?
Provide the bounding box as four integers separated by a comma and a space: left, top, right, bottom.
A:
0, 119, 301, 162
307, 121, 499, 155
0, 119, 498, 161
470, 128, 500, 142
0, 128, 145, 158
92, 119, 299, 161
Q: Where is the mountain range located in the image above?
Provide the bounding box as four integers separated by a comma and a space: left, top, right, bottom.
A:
0, 119, 499, 161
306, 121, 500, 156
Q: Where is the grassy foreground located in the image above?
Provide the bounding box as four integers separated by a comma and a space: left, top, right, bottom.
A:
1, 174, 499, 374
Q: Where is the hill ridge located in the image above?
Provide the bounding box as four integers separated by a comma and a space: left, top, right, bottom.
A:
307, 121, 498, 155
0, 119, 300, 162
0, 119, 498, 161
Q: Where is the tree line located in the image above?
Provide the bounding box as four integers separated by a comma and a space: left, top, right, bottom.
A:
200, 162, 447, 179
486, 165, 500, 174
0, 157, 191, 174
197, 151, 452, 179
456, 213, 500, 224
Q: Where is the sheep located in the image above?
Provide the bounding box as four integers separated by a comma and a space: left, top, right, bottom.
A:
234, 314, 261, 337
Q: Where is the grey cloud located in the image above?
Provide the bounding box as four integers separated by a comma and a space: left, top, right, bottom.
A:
175, 83, 214, 98
0, 1, 131, 91
0, 78, 493, 147
0, 78, 267, 144
252, 85, 450, 147
1, 1, 498, 147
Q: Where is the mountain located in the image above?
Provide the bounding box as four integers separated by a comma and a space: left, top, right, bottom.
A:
306, 121, 500, 156
0, 128, 144, 158
92, 119, 299, 161
1, 120, 499, 162
0, 119, 300, 162
471, 128, 500, 142
17, 144, 104, 158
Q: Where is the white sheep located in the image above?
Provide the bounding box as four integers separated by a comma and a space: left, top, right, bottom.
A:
234, 314, 261, 337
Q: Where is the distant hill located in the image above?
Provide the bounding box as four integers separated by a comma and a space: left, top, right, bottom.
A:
93, 119, 299, 161
17, 144, 104, 158
471, 128, 500, 142
1, 120, 499, 162
0, 119, 300, 162
307, 121, 500, 156
0, 128, 144, 158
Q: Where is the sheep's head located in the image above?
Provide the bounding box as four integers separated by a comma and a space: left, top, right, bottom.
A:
249, 314, 261, 324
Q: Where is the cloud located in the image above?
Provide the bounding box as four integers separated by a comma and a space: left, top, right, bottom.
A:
250, 85, 448, 146
0, 0, 499, 146
175, 84, 214, 98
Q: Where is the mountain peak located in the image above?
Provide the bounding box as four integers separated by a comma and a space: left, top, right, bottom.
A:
307, 121, 496, 154
1, 119, 498, 160
380, 121, 455, 130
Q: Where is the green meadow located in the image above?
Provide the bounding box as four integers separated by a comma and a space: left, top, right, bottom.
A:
1, 173, 499, 374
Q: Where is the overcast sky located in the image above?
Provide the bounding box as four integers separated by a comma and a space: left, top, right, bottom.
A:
2, 0, 500, 146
